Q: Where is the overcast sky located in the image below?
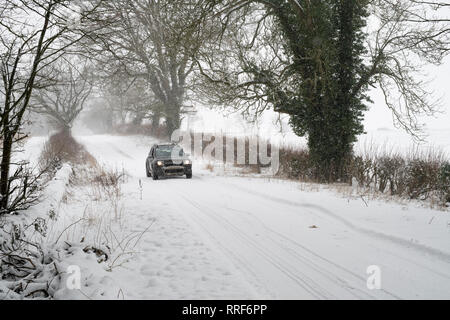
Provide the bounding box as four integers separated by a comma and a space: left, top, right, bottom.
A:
365, 57, 450, 132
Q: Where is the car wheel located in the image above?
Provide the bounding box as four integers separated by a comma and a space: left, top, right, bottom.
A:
146, 165, 151, 177
152, 171, 159, 180
186, 173, 192, 179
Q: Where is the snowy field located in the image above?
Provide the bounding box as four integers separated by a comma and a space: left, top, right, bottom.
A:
15, 134, 450, 300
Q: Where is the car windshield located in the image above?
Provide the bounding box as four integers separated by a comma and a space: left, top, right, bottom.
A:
155, 145, 184, 158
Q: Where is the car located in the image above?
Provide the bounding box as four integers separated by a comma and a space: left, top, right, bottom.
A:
146, 143, 192, 180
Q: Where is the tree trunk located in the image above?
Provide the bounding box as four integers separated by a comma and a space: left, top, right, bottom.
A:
151, 111, 161, 136
0, 133, 13, 213
308, 121, 352, 182
105, 111, 114, 133
55, 120, 71, 132
132, 113, 144, 126
165, 102, 181, 137
307, 0, 357, 183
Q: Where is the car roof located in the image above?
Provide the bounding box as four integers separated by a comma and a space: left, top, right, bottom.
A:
153, 143, 180, 148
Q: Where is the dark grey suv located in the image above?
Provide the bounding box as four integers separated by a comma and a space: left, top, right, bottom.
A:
146, 143, 192, 180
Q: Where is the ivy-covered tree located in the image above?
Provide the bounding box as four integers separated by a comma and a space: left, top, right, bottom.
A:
276, 0, 370, 181
199, 0, 371, 181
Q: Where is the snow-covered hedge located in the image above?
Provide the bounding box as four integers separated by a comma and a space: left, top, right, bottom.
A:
0, 164, 73, 299
278, 145, 450, 206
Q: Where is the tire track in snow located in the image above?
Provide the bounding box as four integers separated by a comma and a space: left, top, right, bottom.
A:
177, 193, 333, 299
152, 181, 273, 298
164, 181, 387, 299
220, 180, 450, 264
223, 205, 399, 300
107, 143, 134, 160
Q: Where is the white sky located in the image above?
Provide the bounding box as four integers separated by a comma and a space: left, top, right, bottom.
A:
365, 57, 450, 132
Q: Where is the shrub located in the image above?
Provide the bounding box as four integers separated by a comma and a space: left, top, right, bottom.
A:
38, 130, 97, 174
438, 162, 450, 204
91, 167, 124, 200
0, 217, 61, 298
277, 141, 449, 206
405, 159, 440, 200
278, 147, 313, 180
376, 156, 406, 195
179, 131, 449, 207
349, 155, 374, 188
183, 131, 273, 169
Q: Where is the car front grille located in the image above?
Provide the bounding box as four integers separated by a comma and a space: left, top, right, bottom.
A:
163, 166, 185, 175
164, 160, 183, 167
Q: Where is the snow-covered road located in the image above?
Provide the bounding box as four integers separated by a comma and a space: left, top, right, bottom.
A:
73, 135, 450, 300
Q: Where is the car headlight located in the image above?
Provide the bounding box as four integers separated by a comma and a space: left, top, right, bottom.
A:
184, 160, 191, 165
157, 161, 164, 166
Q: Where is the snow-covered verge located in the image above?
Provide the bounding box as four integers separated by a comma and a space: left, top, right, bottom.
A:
1, 134, 134, 299
0, 164, 72, 299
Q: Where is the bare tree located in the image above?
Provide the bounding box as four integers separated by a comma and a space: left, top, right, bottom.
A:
194, 3, 280, 118
32, 58, 93, 131
86, 0, 217, 135
0, 0, 102, 214
366, 0, 450, 138
98, 70, 161, 132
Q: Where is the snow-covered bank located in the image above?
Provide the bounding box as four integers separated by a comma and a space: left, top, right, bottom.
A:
0, 163, 73, 299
